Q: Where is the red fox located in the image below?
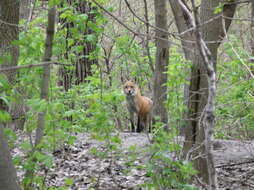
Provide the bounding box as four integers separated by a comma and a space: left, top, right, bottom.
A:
123, 81, 153, 132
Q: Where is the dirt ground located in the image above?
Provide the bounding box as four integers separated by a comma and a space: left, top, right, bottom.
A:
213, 139, 254, 190
14, 132, 254, 189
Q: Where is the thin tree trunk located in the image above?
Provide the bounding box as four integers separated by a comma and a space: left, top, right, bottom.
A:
153, 0, 169, 130
143, 0, 154, 72
24, 6, 56, 190
0, 124, 21, 190
35, 6, 56, 146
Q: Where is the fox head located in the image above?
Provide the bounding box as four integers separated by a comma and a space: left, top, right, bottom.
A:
123, 81, 138, 96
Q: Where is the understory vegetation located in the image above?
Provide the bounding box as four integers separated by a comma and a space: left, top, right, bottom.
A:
0, 0, 253, 189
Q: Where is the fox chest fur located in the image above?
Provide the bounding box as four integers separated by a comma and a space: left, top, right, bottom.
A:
126, 95, 139, 113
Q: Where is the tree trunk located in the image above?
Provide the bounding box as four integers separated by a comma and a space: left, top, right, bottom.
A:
20, 0, 31, 20
143, 0, 154, 72
0, 124, 21, 190
0, 0, 28, 131
58, 0, 98, 91
35, 6, 56, 146
0, 0, 20, 112
153, 0, 169, 130
169, 0, 196, 134
189, 1, 236, 185
0, 0, 20, 84
169, 0, 236, 185
190, 1, 218, 188
24, 5, 56, 190
250, 2, 254, 76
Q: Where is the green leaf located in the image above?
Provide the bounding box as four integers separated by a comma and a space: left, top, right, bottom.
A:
0, 97, 9, 107
20, 141, 32, 151
49, 0, 60, 7
68, 135, 76, 145
78, 13, 88, 22
0, 110, 11, 122
111, 135, 121, 144
65, 178, 73, 186
86, 34, 97, 42
214, 3, 224, 14
3, 128, 17, 140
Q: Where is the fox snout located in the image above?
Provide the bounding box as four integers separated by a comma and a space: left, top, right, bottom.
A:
126, 88, 133, 94
126, 89, 134, 96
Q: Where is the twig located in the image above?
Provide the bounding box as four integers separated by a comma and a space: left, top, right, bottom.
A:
178, 0, 218, 189
215, 159, 254, 168
222, 13, 254, 79
142, 0, 154, 72
0, 62, 71, 72
0, 19, 23, 28
180, 14, 222, 36
123, 0, 174, 37
90, 0, 138, 36
90, 0, 194, 52
223, 16, 254, 22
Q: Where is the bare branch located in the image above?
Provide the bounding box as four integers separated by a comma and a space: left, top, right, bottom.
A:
143, 0, 154, 72
0, 62, 71, 72
90, 0, 138, 35
177, 0, 218, 189
90, 0, 195, 53
123, 0, 174, 37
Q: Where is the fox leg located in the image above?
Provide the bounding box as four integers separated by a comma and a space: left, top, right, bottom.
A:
147, 114, 152, 133
137, 115, 145, 133
144, 113, 148, 133
130, 112, 135, 132
144, 115, 151, 133
137, 115, 142, 132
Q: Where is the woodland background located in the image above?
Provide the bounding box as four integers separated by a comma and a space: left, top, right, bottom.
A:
0, 0, 253, 190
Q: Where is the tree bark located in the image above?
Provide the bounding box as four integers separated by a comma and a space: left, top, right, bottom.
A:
153, 0, 169, 130
0, 124, 21, 190
169, 0, 236, 186
143, 0, 154, 72
190, 1, 236, 185
35, 6, 56, 146
250, 2, 254, 76
169, 0, 196, 134
190, 1, 218, 188
58, 0, 98, 91
0, 0, 20, 84
0, 0, 28, 131
24, 5, 56, 190
0, 0, 20, 112
20, 0, 32, 20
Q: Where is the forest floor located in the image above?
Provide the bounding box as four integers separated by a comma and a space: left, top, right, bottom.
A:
14, 132, 254, 190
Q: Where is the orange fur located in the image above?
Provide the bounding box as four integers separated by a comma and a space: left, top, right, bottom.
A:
123, 81, 153, 132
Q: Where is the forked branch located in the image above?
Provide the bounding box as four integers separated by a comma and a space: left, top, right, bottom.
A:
177, 0, 218, 189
